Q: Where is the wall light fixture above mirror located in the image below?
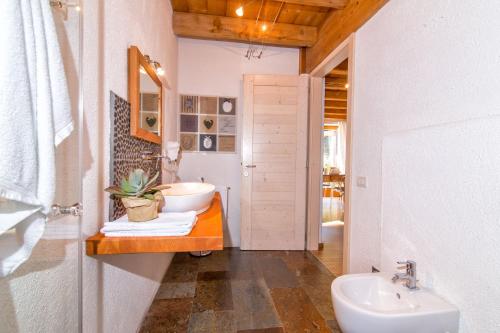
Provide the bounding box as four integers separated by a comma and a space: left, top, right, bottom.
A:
128, 46, 163, 144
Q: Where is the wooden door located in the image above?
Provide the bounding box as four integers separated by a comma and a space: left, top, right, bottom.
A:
241, 75, 308, 250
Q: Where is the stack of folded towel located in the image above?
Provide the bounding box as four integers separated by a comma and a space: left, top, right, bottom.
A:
100, 211, 197, 237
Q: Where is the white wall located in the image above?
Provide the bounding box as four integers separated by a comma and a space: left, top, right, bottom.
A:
177, 38, 299, 247
351, 1, 500, 331
82, 1, 177, 332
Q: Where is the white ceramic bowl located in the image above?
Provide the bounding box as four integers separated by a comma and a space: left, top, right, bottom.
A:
161, 182, 215, 214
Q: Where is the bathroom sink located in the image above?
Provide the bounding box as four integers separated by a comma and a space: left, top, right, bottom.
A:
161, 182, 215, 214
331, 273, 459, 333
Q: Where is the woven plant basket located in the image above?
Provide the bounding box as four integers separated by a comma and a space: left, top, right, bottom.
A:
121, 192, 164, 222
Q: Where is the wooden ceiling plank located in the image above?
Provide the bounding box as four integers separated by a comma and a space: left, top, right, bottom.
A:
187, 0, 208, 13
325, 106, 347, 110
325, 76, 346, 82
324, 125, 339, 130
325, 90, 347, 99
279, 0, 348, 9
305, 0, 389, 72
325, 114, 347, 120
325, 97, 347, 103
173, 12, 318, 47
177, 0, 330, 27
279, 4, 301, 24
309, 11, 330, 26
324, 97, 347, 102
325, 82, 347, 89
171, 0, 189, 12
206, 0, 227, 16
327, 69, 348, 77
294, 9, 316, 26
325, 87, 347, 91
325, 113, 347, 117
260, 1, 281, 22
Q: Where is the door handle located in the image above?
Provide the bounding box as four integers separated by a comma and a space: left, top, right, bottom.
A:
245, 165, 257, 168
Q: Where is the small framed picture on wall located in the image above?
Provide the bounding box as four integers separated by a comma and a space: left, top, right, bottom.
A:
179, 94, 236, 153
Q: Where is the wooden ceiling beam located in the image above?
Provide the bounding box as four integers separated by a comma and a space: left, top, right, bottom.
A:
173, 12, 318, 47
279, 0, 348, 9
305, 0, 389, 72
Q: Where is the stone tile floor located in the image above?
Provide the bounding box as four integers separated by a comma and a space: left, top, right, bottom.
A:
140, 248, 342, 333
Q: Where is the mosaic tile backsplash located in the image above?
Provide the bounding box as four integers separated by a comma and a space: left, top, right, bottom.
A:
109, 92, 162, 220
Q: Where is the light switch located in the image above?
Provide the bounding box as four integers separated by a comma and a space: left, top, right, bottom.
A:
356, 176, 367, 188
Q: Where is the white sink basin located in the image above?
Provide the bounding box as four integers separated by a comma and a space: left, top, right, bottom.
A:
161, 182, 215, 214
332, 273, 459, 333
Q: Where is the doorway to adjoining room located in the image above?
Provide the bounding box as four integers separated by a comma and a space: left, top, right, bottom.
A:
311, 59, 348, 276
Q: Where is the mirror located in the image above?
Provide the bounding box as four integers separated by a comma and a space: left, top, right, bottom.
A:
128, 46, 162, 144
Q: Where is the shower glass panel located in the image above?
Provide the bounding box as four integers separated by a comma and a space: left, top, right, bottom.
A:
0, 2, 82, 332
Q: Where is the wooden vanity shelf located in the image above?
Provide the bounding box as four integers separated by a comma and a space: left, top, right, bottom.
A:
86, 193, 223, 256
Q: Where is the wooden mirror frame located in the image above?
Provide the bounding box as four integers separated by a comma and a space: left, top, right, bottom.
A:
128, 45, 163, 144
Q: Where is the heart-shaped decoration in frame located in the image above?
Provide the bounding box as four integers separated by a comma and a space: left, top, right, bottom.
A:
203, 119, 214, 129
146, 116, 157, 127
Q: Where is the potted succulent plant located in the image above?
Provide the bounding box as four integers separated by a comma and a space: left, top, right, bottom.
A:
105, 169, 168, 222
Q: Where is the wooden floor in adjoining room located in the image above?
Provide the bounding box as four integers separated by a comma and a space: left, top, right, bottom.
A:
310, 197, 344, 276
139, 248, 341, 333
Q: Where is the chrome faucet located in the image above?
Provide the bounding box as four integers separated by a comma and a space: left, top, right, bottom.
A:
392, 260, 418, 290
141, 151, 172, 169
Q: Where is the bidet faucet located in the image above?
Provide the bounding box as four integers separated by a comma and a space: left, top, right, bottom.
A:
392, 260, 418, 290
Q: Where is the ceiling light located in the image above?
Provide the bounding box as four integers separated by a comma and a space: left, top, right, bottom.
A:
236, 6, 244, 17
344, 83, 349, 89
261, 23, 268, 32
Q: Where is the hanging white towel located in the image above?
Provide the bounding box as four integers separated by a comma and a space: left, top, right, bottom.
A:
166, 141, 180, 161
0, 0, 73, 277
